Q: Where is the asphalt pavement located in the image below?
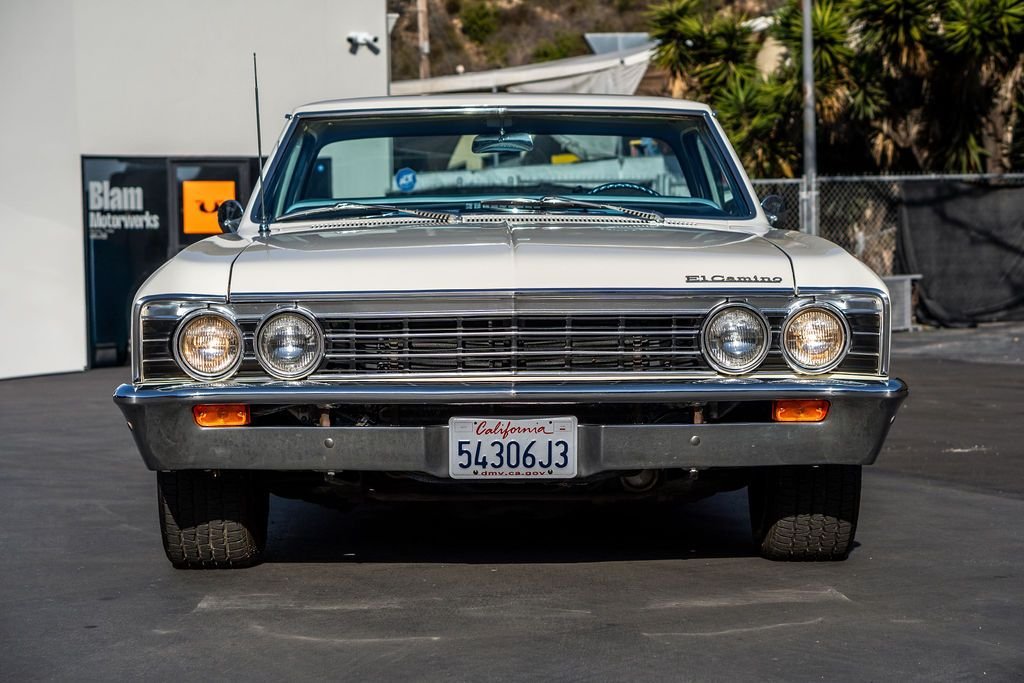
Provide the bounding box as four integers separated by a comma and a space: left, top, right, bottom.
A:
1, 329, 1022, 681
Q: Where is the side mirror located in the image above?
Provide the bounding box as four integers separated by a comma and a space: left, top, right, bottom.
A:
217, 199, 244, 233
760, 194, 784, 227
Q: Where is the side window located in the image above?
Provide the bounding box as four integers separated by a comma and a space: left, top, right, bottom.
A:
694, 136, 724, 207
271, 134, 306, 217
679, 128, 740, 215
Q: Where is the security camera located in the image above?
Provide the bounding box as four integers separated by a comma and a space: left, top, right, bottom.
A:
346, 32, 380, 54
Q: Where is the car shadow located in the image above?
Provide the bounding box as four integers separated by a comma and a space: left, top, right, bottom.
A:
262, 489, 756, 564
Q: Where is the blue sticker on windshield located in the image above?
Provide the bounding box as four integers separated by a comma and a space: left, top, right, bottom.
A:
395, 167, 417, 193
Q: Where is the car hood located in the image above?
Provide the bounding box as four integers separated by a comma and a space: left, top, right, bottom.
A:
228, 221, 795, 295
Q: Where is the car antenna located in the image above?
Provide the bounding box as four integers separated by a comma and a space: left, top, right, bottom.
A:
253, 52, 270, 237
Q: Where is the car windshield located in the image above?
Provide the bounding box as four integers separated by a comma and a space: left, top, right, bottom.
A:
258, 110, 754, 223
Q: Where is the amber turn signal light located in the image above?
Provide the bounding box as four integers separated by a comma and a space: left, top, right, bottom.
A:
772, 400, 830, 422
193, 404, 250, 427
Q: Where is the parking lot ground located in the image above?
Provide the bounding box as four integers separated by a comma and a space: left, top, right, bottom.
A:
880, 357, 1024, 497
1, 344, 1023, 680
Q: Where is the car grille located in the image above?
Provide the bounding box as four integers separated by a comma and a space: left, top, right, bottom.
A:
322, 314, 707, 373
137, 293, 886, 382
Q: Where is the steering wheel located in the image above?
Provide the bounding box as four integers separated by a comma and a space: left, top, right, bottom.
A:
587, 182, 661, 197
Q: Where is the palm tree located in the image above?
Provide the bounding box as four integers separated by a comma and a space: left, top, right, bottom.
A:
651, 0, 797, 175
650, 1, 759, 99
938, 0, 1024, 172
714, 75, 799, 177
649, 0, 705, 99
776, 0, 866, 123
650, 0, 1024, 174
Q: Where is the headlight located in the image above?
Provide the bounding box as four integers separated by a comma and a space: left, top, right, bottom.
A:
701, 305, 770, 374
782, 305, 849, 373
173, 311, 243, 380
256, 310, 324, 379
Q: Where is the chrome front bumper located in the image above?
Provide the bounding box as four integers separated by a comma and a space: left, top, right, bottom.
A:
113, 378, 907, 474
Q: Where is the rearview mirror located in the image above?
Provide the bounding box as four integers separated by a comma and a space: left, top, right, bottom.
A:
217, 199, 244, 233
472, 132, 534, 155
760, 195, 784, 227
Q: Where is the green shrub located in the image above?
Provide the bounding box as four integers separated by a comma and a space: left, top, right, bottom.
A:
532, 31, 588, 62
484, 40, 510, 67
460, 1, 499, 44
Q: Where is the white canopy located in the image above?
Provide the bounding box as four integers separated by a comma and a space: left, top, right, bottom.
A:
390, 42, 656, 97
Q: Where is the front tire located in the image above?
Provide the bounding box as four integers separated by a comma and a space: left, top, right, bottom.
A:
158, 471, 269, 569
748, 465, 861, 561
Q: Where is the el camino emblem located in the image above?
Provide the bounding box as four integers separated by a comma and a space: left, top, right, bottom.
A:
686, 274, 784, 283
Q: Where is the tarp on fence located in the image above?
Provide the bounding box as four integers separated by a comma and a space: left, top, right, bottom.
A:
898, 180, 1024, 325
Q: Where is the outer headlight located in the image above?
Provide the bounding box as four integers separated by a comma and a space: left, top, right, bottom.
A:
701, 305, 770, 374
173, 311, 243, 380
782, 305, 849, 373
256, 310, 324, 379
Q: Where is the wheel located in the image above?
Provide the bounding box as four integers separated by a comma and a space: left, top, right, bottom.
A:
748, 465, 861, 561
158, 470, 269, 569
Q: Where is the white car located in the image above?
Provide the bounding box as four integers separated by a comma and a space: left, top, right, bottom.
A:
113, 94, 907, 568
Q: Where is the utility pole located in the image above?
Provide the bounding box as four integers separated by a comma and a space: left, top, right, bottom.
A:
417, 0, 430, 79
801, 0, 818, 235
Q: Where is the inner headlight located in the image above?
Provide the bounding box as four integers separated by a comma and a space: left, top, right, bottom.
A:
174, 312, 243, 380
782, 306, 849, 373
256, 310, 324, 379
701, 305, 770, 374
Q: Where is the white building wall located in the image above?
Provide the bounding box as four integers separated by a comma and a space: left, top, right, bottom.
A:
73, 0, 389, 156
0, 0, 86, 380
0, 0, 388, 380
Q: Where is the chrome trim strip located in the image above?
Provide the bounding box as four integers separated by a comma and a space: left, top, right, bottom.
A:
320, 350, 705, 360
134, 370, 890, 385
323, 328, 703, 339
115, 377, 905, 406
227, 287, 797, 303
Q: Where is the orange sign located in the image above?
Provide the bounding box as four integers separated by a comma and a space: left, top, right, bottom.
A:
182, 180, 237, 234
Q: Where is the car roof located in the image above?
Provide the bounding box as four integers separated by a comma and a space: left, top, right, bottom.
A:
293, 93, 713, 116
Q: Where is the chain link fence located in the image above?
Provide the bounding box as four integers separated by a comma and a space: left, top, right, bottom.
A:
751, 174, 1024, 277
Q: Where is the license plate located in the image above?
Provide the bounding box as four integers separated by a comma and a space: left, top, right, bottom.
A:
448, 417, 577, 480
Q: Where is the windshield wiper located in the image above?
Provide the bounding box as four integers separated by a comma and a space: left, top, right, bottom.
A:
277, 201, 457, 224
478, 196, 663, 223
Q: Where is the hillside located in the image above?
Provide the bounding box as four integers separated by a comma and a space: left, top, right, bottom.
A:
387, 0, 662, 82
